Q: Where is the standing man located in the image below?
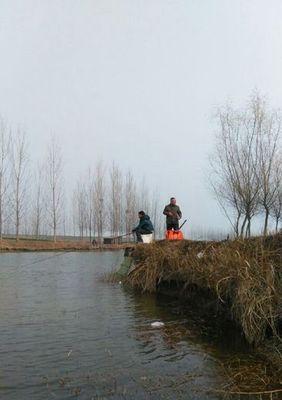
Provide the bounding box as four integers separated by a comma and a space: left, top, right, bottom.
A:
163, 197, 182, 230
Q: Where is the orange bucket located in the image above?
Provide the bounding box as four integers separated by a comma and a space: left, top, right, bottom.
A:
165, 230, 184, 240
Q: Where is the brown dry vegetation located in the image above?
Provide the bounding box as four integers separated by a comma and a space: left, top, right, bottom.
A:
126, 234, 282, 347
0, 238, 129, 252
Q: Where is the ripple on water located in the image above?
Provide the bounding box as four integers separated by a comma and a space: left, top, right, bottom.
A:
0, 251, 277, 400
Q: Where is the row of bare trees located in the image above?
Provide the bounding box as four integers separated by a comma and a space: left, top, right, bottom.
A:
0, 121, 30, 240
210, 93, 282, 237
0, 118, 64, 241
0, 116, 163, 241
72, 162, 163, 241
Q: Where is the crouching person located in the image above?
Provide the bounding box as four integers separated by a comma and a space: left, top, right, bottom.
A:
132, 211, 154, 243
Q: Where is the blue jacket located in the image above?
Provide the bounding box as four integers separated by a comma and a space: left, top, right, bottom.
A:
133, 215, 154, 233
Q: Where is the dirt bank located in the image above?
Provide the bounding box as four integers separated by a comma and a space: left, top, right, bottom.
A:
0, 238, 130, 252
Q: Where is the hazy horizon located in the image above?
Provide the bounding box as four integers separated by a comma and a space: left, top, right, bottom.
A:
1, 0, 282, 235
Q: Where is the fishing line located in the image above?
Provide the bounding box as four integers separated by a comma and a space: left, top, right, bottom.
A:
18, 250, 73, 268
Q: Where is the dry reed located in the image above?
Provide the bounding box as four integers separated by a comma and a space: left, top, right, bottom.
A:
126, 234, 282, 346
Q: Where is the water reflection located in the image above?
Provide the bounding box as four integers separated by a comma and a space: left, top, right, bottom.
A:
0, 252, 279, 399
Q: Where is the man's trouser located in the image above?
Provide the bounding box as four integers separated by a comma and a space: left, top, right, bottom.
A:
166, 220, 179, 230
135, 229, 152, 242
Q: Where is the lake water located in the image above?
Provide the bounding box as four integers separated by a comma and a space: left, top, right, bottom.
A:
0, 251, 276, 399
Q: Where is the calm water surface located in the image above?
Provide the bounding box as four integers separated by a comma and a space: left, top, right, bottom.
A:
0, 251, 271, 399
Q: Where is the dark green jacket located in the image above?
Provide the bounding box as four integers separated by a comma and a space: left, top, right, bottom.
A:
163, 204, 182, 223
133, 215, 154, 233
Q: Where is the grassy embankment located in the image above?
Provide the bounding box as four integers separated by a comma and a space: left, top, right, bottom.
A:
126, 235, 281, 346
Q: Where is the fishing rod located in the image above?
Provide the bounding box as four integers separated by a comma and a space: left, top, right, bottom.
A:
110, 232, 133, 240
179, 219, 187, 230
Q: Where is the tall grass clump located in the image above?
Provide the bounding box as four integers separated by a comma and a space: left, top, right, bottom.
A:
126, 234, 282, 346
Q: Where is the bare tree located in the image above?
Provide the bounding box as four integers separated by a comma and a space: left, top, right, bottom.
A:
124, 171, 138, 235
149, 189, 162, 239
237, 95, 263, 236
71, 193, 78, 237
30, 164, 44, 237
109, 162, 123, 237
209, 106, 254, 237
255, 98, 281, 234
270, 155, 282, 232
74, 169, 96, 241
11, 130, 29, 240
138, 177, 150, 213
0, 117, 11, 239
85, 168, 95, 242
73, 179, 88, 238
45, 138, 64, 242
210, 93, 282, 237
94, 161, 106, 243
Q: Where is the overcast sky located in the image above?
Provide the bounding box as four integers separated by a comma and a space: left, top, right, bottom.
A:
0, 0, 282, 234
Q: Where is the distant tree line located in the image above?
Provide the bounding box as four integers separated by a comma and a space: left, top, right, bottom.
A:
72, 162, 163, 241
0, 117, 163, 241
210, 92, 282, 237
